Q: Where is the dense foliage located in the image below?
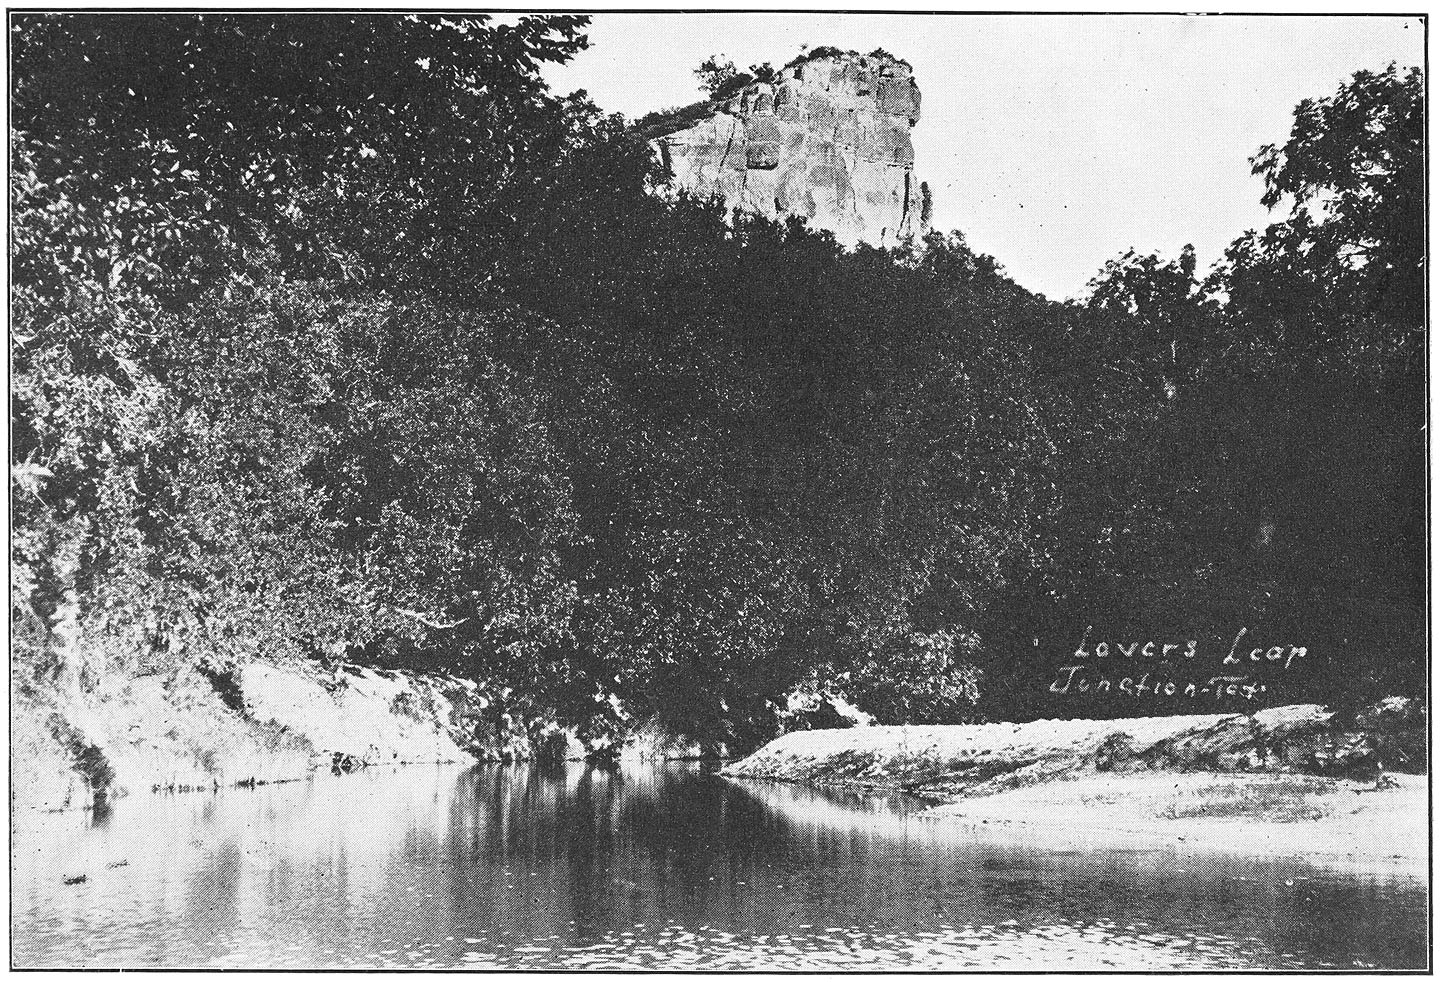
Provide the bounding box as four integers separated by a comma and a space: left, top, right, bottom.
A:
978, 64, 1424, 718
11, 15, 1424, 750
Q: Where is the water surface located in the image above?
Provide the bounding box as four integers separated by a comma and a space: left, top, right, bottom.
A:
12, 762, 1428, 969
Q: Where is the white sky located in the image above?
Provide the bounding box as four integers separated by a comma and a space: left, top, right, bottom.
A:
538, 13, 1423, 300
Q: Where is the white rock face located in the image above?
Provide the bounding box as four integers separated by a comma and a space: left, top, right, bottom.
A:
651, 52, 928, 248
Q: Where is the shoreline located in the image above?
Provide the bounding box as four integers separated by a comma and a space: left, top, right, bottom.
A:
720, 704, 1428, 878
13, 656, 715, 814
717, 768, 1427, 877
917, 771, 1428, 879
22, 663, 1430, 882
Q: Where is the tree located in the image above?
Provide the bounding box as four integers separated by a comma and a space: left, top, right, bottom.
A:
1250, 63, 1422, 335
1218, 65, 1425, 704
10, 14, 607, 730
10, 13, 604, 298
20, 14, 1421, 753
1000, 64, 1429, 717
694, 55, 740, 96
1084, 244, 1207, 389
1218, 63, 1423, 372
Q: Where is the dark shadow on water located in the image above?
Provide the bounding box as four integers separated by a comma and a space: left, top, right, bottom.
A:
11, 761, 1428, 969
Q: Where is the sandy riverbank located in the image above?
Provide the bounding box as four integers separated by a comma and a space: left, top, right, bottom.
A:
14, 654, 717, 813
921, 771, 1427, 878
720, 703, 1427, 876
11, 656, 605, 812
12, 659, 501, 812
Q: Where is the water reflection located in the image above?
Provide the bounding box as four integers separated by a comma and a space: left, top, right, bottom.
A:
12, 762, 1428, 969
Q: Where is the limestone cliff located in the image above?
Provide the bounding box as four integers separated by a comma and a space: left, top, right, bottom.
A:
644, 50, 928, 248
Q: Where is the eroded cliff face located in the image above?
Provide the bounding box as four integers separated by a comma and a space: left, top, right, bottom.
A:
650, 52, 928, 248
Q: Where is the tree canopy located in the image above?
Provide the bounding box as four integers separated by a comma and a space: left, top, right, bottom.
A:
11, 16, 1425, 751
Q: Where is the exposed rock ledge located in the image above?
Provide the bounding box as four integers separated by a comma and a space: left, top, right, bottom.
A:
721, 702, 1427, 874
721, 701, 1425, 798
648, 50, 928, 248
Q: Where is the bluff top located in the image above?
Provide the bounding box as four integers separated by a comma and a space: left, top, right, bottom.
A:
648, 50, 929, 248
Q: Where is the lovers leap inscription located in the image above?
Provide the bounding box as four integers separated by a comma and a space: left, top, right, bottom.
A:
1048, 626, 1308, 703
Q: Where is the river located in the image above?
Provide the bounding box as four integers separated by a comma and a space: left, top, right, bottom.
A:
12, 761, 1428, 969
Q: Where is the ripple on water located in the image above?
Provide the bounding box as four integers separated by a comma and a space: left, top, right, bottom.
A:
10, 762, 1428, 970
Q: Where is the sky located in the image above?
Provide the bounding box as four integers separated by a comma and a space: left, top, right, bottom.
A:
538, 13, 1423, 300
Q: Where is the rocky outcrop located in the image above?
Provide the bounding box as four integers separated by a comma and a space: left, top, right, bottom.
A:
648, 51, 928, 248
721, 701, 1425, 800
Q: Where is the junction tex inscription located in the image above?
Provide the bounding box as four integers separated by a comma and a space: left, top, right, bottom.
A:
1048, 627, 1308, 703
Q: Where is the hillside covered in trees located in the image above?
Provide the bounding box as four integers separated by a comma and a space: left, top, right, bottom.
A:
11, 14, 1425, 762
